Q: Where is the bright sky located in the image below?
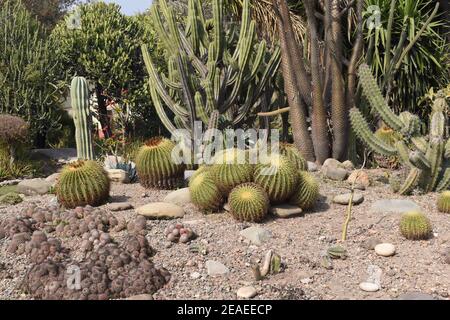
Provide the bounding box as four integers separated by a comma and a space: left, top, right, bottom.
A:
103, 0, 153, 15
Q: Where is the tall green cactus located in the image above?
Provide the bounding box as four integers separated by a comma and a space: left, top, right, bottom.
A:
141, 0, 281, 137
71, 77, 94, 160
350, 64, 450, 194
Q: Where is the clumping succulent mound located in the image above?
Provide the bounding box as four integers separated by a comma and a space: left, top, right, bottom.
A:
0, 114, 28, 145
228, 183, 269, 223
400, 211, 432, 240
0, 192, 22, 205
289, 171, 320, 210
189, 171, 223, 212
56, 160, 110, 209
210, 148, 254, 194
254, 154, 298, 203
135, 137, 185, 189
437, 191, 450, 213
279, 143, 307, 171
164, 223, 195, 243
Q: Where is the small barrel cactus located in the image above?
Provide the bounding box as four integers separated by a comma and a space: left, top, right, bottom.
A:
56, 160, 110, 208
289, 171, 320, 210
279, 143, 307, 171
135, 137, 185, 189
189, 171, 223, 212
437, 191, 450, 213
254, 154, 298, 203
210, 149, 253, 194
228, 183, 269, 223
400, 211, 432, 240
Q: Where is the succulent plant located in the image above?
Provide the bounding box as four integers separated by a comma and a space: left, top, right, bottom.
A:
254, 154, 298, 203
279, 143, 307, 171
400, 211, 432, 240
228, 183, 269, 223
56, 160, 110, 209
164, 223, 195, 243
189, 171, 223, 212
210, 149, 253, 194
71, 77, 94, 160
135, 137, 185, 189
0, 114, 29, 165
115, 162, 137, 183
289, 171, 320, 210
0, 192, 23, 205
437, 191, 450, 213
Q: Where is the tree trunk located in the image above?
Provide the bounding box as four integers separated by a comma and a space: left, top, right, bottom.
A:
329, 0, 347, 161
274, 0, 316, 161
305, 0, 330, 164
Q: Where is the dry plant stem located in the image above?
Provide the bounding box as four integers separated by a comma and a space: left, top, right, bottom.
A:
341, 188, 354, 241
258, 107, 290, 117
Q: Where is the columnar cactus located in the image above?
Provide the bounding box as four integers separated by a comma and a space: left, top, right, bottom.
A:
350, 64, 450, 194
71, 77, 94, 160
141, 0, 281, 137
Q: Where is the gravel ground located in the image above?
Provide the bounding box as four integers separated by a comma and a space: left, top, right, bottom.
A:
1, 169, 449, 300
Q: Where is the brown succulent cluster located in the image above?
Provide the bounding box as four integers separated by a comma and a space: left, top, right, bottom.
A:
0, 114, 29, 144
164, 223, 195, 243
1, 204, 170, 300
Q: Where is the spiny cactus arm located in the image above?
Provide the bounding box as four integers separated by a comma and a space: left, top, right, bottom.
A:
142, 45, 189, 118
399, 112, 421, 137
232, 0, 251, 61
179, 31, 208, 78
149, 84, 178, 134
425, 137, 444, 192
202, 80, 217, 115
358, 64, 403, 131
436, 167, 450, 191
159, 0, 182, 52
244, 40, 266, 83
349, 108, 397, 156
395, 140, 413, 167
161, 74, 182, 90
150, 1, 178, 54
445, 139, 450, 158
176, 54, 197, 132
409, 151, 431, 170
411, 137, 429, 154
194, 92, 209, 125
430, 111, 445, 137
212, 0, 224, 62
399, 168, 422, 195
233, 82, 257, 126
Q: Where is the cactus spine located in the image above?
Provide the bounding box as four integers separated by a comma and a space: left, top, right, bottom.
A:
228, 183, 269, 222
437, 191, 450, 213
400, 211, 432, 240
71, 77, 94, 160
350, 65, 450, 194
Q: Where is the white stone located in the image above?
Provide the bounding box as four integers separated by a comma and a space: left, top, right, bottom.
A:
359, 282, 380, 292
206, 260, 229, 276
136, 202, 185, 219
108, 202, 133, 212
370, 199, 421, 214
375, 243, 396, 257
307, 162, 318, 172
45, 173, 60, 186
333, 193, 364, 205
190, 272, 201, 279
107, 169, 129, 183
163, 188, 191, 206
270, 204, 302, 218
237, 286, 257, 299
239, 227, 271, 245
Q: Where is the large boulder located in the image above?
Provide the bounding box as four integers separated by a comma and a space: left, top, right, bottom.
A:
322, 158, 349, 181
17, 179, 52, 196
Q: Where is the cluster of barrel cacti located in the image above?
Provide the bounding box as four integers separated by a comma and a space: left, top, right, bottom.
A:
188, 144, 320, 223
141, 0, 281, 136
350, 64, 450, 195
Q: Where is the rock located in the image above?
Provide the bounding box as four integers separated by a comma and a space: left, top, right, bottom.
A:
444, 249, 450, 264
361, 238, 382, 250
184, 170, 196, 181
136, 202, 185, 219
190, 272, 201, 279
347, 170, 370, 189
106, 169, 129, 184
223, 203, 231, 212
163, 188, 191, 206
237, 286, 257, 299
397, 292, 436, 300
375, 243, 396, 257
17, 179, 52, 196
108, 202, 133, 212
323, 167, 349, 181
322, 158, 343, 170
0, 179, 21, 187
307, 162, 318, 172
206, 260, 229, 276
45, 173, 60, 186
126, 294, 153, 300
104, 155, 124, 169
270, 204, 302, 218
370, 199, 421, 214
333, 193, 364, 205
359, 282, 380, 292
342, 160, 355, 171
239, 226, 271, 245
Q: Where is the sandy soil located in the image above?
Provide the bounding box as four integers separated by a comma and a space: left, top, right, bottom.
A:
1, 169, 449, 300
